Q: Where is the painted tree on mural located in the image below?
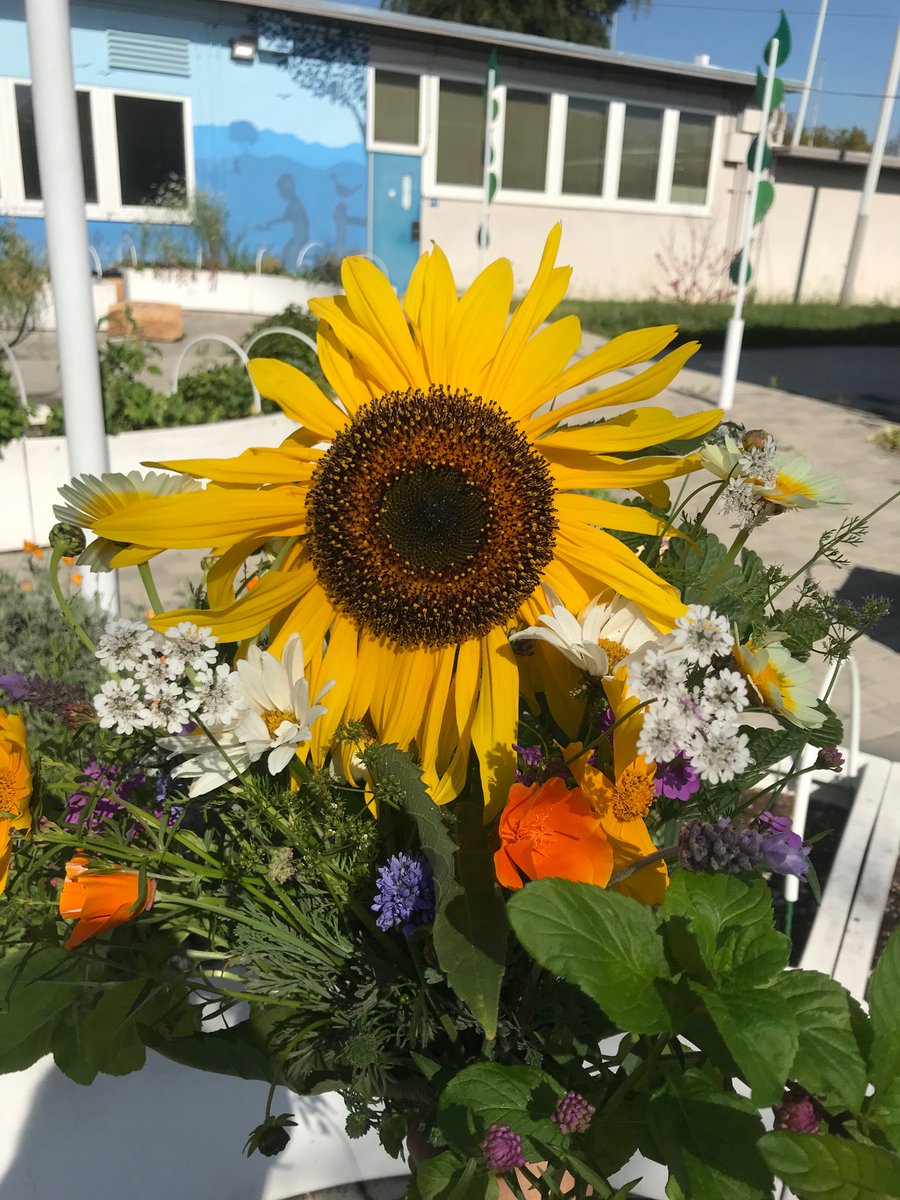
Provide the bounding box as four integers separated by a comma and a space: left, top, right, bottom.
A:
254, 14, 368, 142
380, 0, 646, 46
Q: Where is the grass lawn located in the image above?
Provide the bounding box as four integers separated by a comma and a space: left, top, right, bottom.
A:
555, 299, 900, 350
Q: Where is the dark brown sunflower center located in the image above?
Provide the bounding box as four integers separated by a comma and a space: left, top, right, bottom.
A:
305, 386, 557, 648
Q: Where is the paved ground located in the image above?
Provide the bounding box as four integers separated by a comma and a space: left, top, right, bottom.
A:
3, 318, 898, 759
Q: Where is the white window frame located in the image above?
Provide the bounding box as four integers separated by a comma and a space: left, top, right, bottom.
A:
367, 65, 426, 155
419, 71, 721, 217
0, 76, 193, 223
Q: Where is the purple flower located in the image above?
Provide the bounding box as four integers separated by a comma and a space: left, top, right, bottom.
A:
817, 746, 844, 773
774, 1085, 820, 1134
552, 1091, 596, 1136
678, 817, 764, 874
588, 707, 617, 767
371, 854, 435, 934
153, 769, 184, 827
758, 811, 809, 878
654, 751, 701, 801
513, 743, 566, 788
0, 670, 87, 717
480, 1124, 525, 1172
64, 758, 145, 832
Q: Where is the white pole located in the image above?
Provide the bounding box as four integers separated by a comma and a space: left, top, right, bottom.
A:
840, 21, 900, 307
24, 0, 117, 612
719, 37, 779, 411
478, 60, 497, 271
791, 0, 829, 148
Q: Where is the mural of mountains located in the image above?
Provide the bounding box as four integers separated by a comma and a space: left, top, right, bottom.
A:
194, 123, 366, 169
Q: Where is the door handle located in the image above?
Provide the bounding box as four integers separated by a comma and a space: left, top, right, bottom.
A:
411, 220, 420, 242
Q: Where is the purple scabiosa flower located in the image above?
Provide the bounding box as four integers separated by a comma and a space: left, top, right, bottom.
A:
64, 758, 146, 832
678, 817, 764, 875
654, 751, 701, 801
0, 670, 87, 717
758, 811, 809, 878
480, 1124, 526, 1172
816, 746, 844, 773
774, 1085, 820, 1134
552, 1091, 596, 1136
371, 854, 435, 934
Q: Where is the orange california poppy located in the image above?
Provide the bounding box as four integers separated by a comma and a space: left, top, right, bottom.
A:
0, 709, 33, 895
22, 540, 43, 559
70, 572, 83, 587
59, 854, 157, 949
494, 774, 613, 891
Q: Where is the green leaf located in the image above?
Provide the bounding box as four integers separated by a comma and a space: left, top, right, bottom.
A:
865, 1076, 900, 1151
143, 1024, 274, 1083
691, 982, 798, 1107
765, 11, 792, 66
647, 1068, 772, 1200
508, 878, 672, 1034
729, 252, 751, 286
759, 1131, 900, 1199
0, 947, 80, 1074
754, 180, 775, 225
415, 1152, 497, 1200
868, 929, 900, 1093
774, 970, 868, 1112
747, 135, 772, 171
77, 980, 147, 1076
662, 873, 790, 989
755, 69, 786, 112
439, 1063, 563, 1161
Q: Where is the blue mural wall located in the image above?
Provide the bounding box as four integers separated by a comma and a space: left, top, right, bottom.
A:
0, 0, 368, 270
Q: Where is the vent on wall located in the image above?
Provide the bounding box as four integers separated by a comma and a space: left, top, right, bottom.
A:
107, 30, 191, 77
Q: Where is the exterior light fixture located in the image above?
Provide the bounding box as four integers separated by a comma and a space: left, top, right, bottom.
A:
230, 37, 257, 63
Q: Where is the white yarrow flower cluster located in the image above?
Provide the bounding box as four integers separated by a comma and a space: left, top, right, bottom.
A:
95, 619, 155, 672
161, 622, 219, 674
628, 605, 752, 786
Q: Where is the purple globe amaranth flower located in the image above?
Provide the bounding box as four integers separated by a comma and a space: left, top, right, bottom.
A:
480, 1124, 526, 1172
371, 853, 435, 934
513, 743, 566, 788
552, 1091, 596, 1136
817, 746, 844, 772
654, 751, 701, 801
758, 811, 809, 878
774, 1085, 821, 1134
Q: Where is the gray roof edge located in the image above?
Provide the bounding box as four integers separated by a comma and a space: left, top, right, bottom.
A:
233, 0, 803, 91
774, 144, 900, 170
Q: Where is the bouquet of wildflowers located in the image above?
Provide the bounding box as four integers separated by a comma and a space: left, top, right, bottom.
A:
2, 228, 899, 1200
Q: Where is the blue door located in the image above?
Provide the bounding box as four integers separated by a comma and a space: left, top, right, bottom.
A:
372, 153, 421, 293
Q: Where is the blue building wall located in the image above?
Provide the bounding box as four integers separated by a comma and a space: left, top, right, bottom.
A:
0, 0, 368, 270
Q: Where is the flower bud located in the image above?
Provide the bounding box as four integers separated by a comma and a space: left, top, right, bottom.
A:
49, 523, 87, 557
742, 428, 771, 451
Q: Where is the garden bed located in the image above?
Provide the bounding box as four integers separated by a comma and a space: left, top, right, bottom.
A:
121, 267, 321, 316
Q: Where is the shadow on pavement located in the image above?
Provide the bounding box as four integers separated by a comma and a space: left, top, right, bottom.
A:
833, 566, 900, 655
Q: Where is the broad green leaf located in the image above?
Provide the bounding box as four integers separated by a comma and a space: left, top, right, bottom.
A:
865, 1076, 900, 1151
647, 1068, 772, 1200
52, 1011, 98, 1086
508, 878, 672, 1034
868, 929, 900, 1093
760, 1131, 900, 1199
774, 970, 868, 1112
691, 983, 798, 1107
747, 135, 773, 171
439, 1063, 563, 1161
415, 1152, 498, 1200
755, 69, 786, 112
729, 252, 751, 286
76, 980, 147, 1076
662, 873, 789, 989
0, 946, 80, 1073
144, 1024, 274, 1083
754, 180, 775, 225
765, 12, 793, 66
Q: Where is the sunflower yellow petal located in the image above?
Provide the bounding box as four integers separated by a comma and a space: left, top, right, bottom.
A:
310, 614, 357, 762
494, 315, 582, 420
317, 323, 375, 412
416, 245, 458, 383
417, 642, 457, 787
431, 732, 473, 806
267, 579, 334, 659
144, 445, 319, 484
344, 631, 381, 721
403, 250, 429, 329
206, 537, 266, 610
95, 488, 306, 549
454, 636, 482, 738
377, 645, 439, 750
555, 492, 674, 538
547, 451, 702, 490
340, 255, 429, 389
248, 358, 348, 438
471, 626, 519, 817
528, 341, 700, 437
445, 258, 514, 391
149, 568, 313, 641
107, 544, 161, 568
309, 295, 411, 394
539, 406, 721, 455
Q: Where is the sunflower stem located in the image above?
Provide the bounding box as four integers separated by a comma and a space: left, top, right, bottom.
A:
138, 561, 165, 617
48, 542, 98, 655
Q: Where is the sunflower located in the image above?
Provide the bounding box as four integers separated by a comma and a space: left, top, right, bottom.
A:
88, 226, 717, 809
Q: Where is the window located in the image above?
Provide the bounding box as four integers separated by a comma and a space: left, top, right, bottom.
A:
502, 89, 550, 192
671, 112, 715, 203
373, 70, 420, 146
114, 94, 186, 206
14, 84, 98, 203
436, 80, 484, 186
618, 105, 664, 201
562, 97, 608, 196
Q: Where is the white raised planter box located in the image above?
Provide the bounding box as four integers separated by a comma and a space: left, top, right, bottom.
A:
0, 411, 295, 551
122, 267, 322, 315
31, 280, 121, 333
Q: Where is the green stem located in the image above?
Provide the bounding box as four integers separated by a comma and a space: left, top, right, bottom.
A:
48, 543, 97, 654
607, 845, 678, 889
138, 560, 165, 616
691, 478, 729, 536
562, 699, 652, 767
699, 526, 751, 605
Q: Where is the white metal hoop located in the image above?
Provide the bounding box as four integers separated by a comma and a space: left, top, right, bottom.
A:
171, 334, 262, 415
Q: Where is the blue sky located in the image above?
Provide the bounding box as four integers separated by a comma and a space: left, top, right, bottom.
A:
344, 0, 900, 137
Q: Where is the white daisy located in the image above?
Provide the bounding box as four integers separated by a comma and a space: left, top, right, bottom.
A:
161, 727, 250, 798
96, 618, 155, 673
235, 633, 334, 775
161, 623, 219, 675
190, 664, 247, 726
94, 678, 152, 735
671, 605, 733, 667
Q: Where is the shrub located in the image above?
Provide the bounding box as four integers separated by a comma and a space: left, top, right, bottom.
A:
0, 221, 46, 346
0, 364, 29, 449
244, 304, 329, 392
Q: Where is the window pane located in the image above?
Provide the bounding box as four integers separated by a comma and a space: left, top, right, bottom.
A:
373, 70, 419, 145
436, 80, 484, 186
14, 84, 98, 203
115, 94, 186, 206
618, 105, 663, 201
671, 112, 715, 203
502, 89, 549, 192
562, 97, 608, 196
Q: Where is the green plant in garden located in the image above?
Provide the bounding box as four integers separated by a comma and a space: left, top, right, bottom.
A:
0, 365, 29, 449
243, 303, 330, 392
0, 221, 46, 347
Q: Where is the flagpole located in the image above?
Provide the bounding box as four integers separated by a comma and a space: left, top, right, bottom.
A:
479, 50, 498, 271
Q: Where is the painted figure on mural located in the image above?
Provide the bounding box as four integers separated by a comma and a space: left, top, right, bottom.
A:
256, 173, 310, 268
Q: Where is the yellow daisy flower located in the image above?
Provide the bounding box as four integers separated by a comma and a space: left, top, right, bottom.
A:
734, 635, 825, 729
87, 227, 718, 809
759, 457, 843, 511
